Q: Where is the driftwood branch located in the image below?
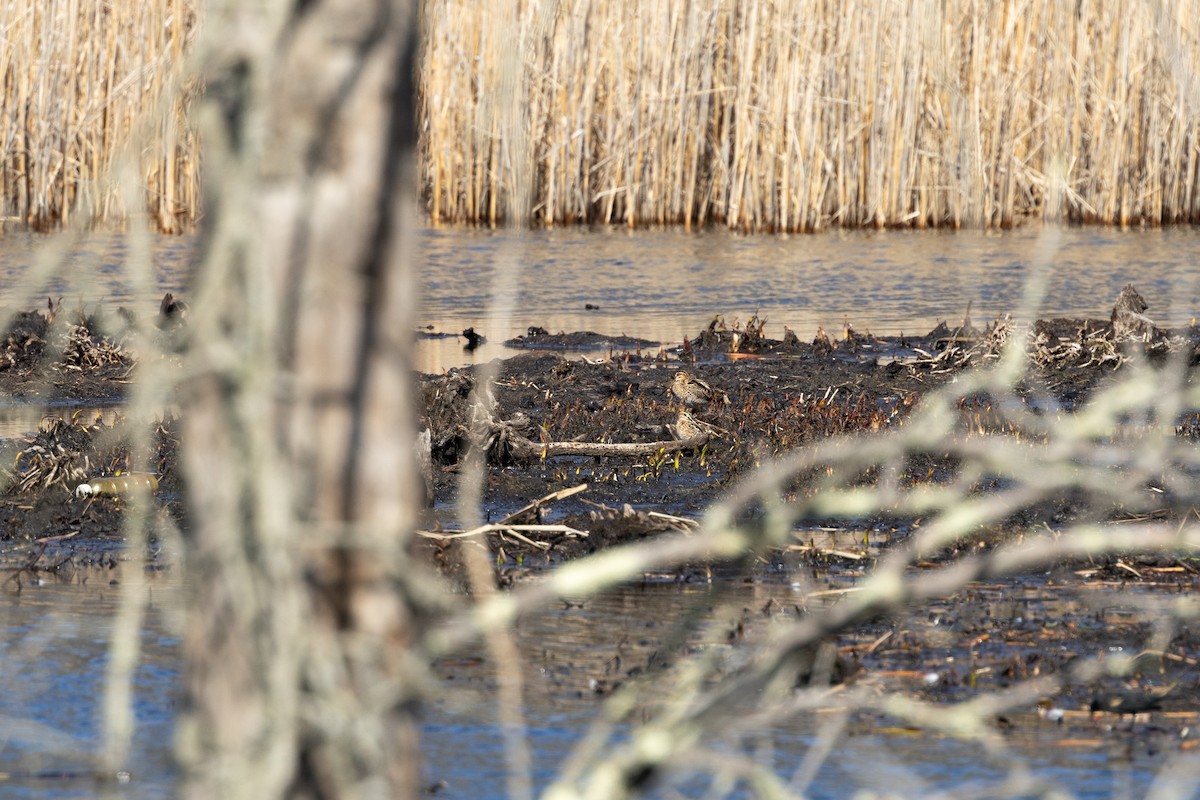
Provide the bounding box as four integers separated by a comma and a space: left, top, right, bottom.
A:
507, 431, 707, 460
496, 483, 588, 523
477, 401, 713, 462
416, 483, 592, 549
415, 524, 587, 550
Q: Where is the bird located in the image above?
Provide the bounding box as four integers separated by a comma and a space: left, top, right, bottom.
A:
671, 370, 729, 408
461, 327, 486, 350
674, 409, 727, 442
1089, 686, 1172, 718
157, 292, 189, 330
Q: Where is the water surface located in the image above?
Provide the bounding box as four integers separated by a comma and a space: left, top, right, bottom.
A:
0, 560, 181, 799
1, 225, 1199, 796
2, 226, 1198, 375
0, 553, 1186, 799
417, 226, 1200, 372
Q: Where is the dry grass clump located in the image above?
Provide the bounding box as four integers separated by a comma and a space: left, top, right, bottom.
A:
421, 0, 1200, 230
0, 0, 199, 232
9, 412, 176, 497
0, 302, 133, 376
60, 315, 134, 373
12, 416, 97, 495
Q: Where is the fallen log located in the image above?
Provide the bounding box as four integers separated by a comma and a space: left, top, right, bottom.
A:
481, 403, 716, 462
507, 431, 707, 461
415, 484, 592, 548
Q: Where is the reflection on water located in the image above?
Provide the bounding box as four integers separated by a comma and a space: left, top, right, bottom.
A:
1, 226, 1198, 377
0, 232, 193, 312
0, 559, 181, 800
0, 560, 1178, 799
418, 226, 1200, 373
425, 578, 1170, 799
0, 404, 124, 440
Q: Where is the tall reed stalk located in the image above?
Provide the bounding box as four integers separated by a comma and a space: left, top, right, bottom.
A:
10, 0, 1200, 233
0, 0, 199, 232
421, 0, 1200, 230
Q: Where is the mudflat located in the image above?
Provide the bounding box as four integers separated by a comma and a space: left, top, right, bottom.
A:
0, 287, 1188, 560
4, 286, 1200, 732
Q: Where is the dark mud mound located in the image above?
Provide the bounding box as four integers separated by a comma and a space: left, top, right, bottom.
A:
0, 301, 136, 400
0, 308, 50, 372
0, 294, 188, 554
416, 284, 1200, 565
418, 349, 921, 547
0, 282, 1191, 564
506, 327, 660, 352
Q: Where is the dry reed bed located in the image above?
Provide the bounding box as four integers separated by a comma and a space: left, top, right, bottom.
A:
0, 0, 199, 232
9, 0, 1200, 233
421, 0, 1200, 230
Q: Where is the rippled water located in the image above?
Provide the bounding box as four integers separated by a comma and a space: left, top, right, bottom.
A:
3, 226, 1198, 375
416, 225, 1200, 372
426, 578, 1163, 799
0, 560, 181, 799
0, 554, 1176, 799
0, 232, 193, 310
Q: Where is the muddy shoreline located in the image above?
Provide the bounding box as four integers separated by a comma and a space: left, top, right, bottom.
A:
6, 289, 1200, 739
416, 288, 1200, 744
420, 286, 1194, 562
0, 287, 1192, 563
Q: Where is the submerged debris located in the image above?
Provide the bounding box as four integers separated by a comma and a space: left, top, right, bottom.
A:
1110, 283, 1162, 343
8, 409, 179, 502
461, 327, 486, 350
75, 473, 159, 498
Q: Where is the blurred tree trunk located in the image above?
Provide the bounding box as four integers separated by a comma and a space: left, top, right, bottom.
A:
176, 1, 424, 798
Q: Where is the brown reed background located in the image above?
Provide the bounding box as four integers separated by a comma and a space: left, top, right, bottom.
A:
422, 0, 1200, 231
0, 0, 199, 232
8, 0, 1200, 232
